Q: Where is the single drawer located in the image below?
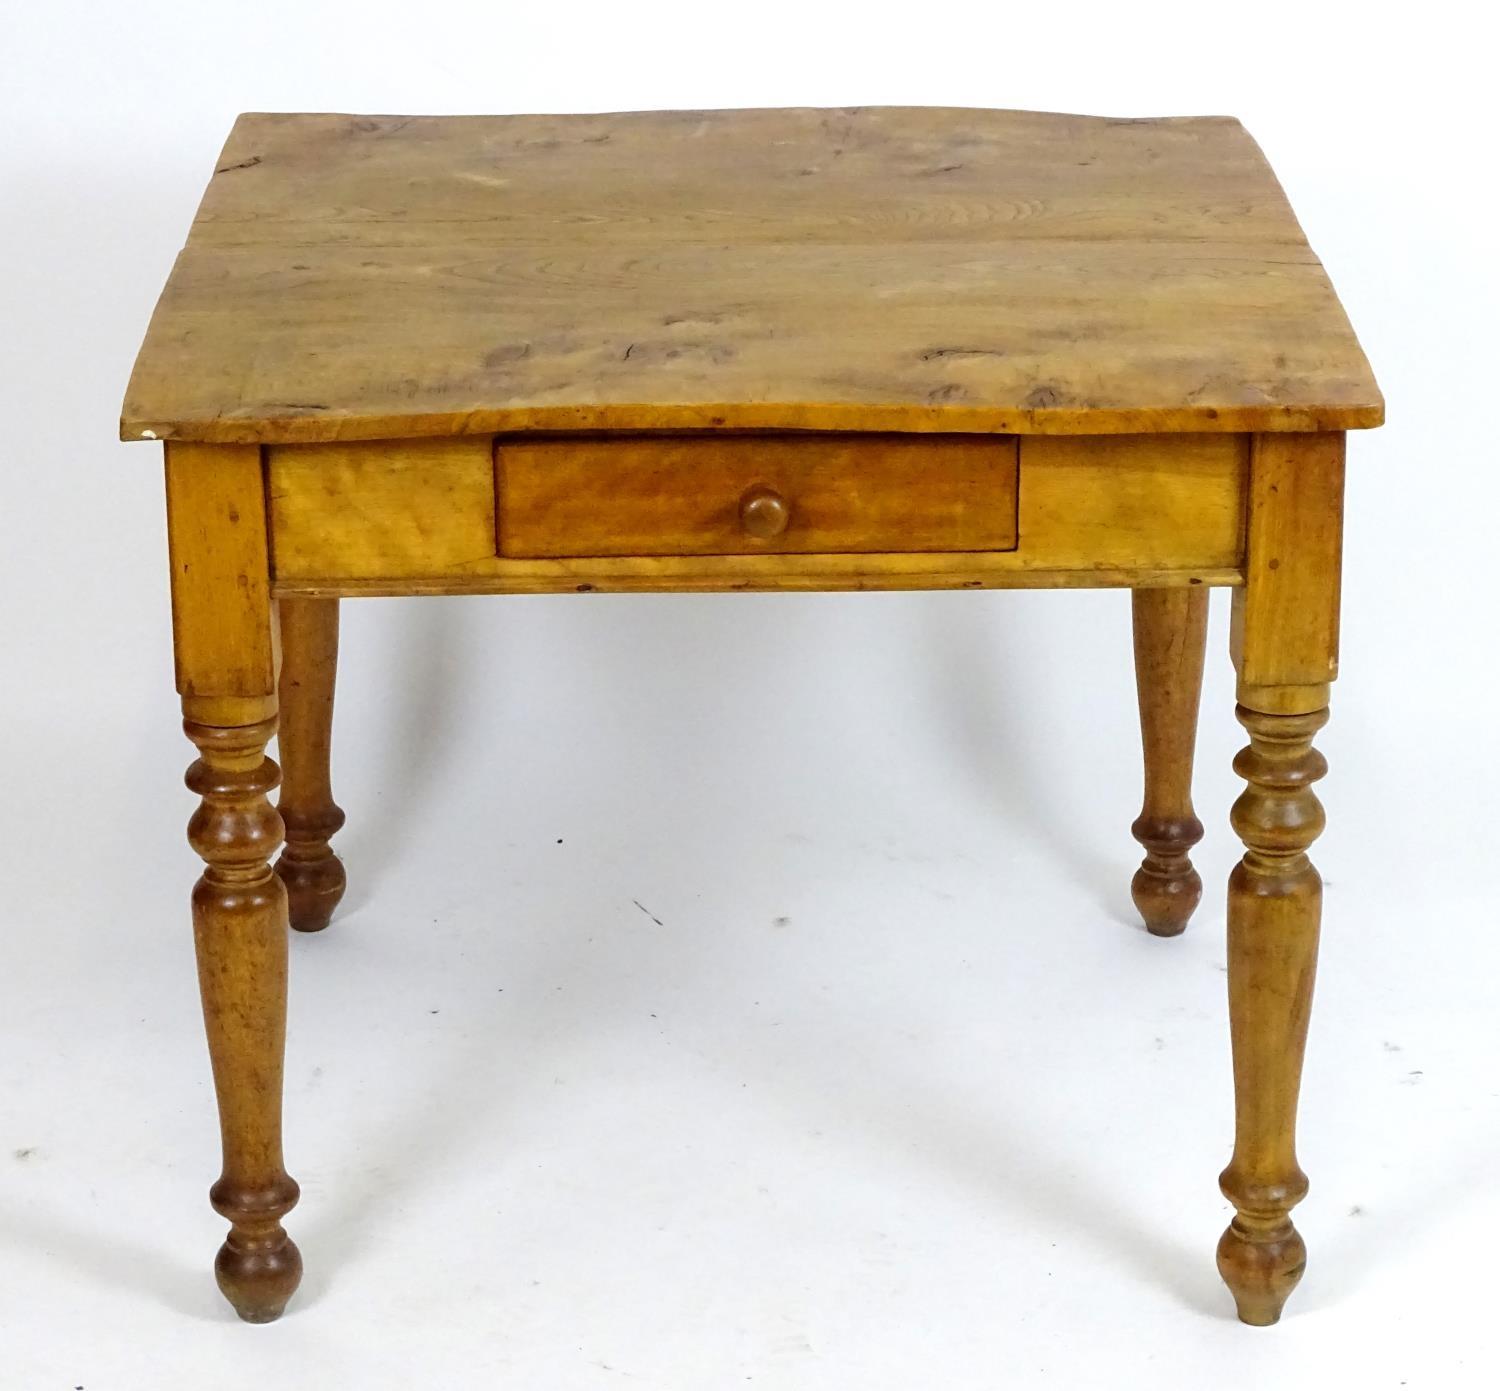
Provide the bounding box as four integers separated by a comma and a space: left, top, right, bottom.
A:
494, 434, 1019, 558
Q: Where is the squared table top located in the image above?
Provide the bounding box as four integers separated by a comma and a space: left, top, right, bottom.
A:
121, 107, 1382, 445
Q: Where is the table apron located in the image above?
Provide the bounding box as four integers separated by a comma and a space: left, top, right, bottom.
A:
263, 432, 1249, 596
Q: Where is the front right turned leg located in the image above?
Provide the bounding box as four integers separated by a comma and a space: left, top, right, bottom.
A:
1215, 430, 1346, 1325
1216, 700, 1326, 1325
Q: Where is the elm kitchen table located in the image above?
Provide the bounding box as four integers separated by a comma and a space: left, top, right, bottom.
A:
121, 107, 1382, 1326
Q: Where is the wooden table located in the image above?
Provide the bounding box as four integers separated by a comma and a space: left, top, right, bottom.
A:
122, 107, 1382, 1327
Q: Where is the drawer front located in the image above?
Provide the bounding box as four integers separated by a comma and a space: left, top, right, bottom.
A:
495, 434, 1019, 558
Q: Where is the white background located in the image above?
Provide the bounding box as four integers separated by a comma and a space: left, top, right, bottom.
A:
3, 2, 1496, 1386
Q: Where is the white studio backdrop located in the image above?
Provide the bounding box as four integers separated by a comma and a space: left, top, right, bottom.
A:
2, 2, 1497, 1387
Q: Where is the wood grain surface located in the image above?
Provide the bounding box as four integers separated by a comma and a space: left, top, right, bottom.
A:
122, 108, 1382, 444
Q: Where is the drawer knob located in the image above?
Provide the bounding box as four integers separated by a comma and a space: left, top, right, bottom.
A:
739, 485, 791, 540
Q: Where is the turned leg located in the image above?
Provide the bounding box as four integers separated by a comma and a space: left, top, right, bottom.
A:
1216, 702, 1326, 1324
1129, 587, 1209, 936
1216, 430, 1345, 1325
166, 442, 302, 1321
186, 713, 303, 1322
275, 597, 347, 932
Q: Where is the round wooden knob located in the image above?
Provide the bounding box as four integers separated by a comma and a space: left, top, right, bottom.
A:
739, 485, 790, 540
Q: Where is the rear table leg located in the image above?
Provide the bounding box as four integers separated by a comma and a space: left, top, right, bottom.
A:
1129, 587, 1209, 936
275, 597, 346, 933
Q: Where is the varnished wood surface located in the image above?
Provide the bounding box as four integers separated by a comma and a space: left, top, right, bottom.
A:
267, 432, 1246, 591
495, 434, 1018, 557
122, 108, 1381, 444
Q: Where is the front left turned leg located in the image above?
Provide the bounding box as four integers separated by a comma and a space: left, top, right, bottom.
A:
186, 713, 302, 1323
1130, 587, 1209, 936
1217, 701, 1327, 1325
275, 597, 346, 933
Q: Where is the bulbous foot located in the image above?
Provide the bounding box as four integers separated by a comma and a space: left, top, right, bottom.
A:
1130, 860, 1203, 937
215, 1229, 303, 1324
1216, 1216, 1306, 1326
276, 845, 346, 933
1130, 814, 1204, 937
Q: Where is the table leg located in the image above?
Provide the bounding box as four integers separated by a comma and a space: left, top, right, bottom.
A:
1215, 432, 1344, 1324
275, 597, 346, 933
165, 442, 302, 1322
1129, 587, 1208, 936
1216, 699, 1326, 1324
185, 712, 303, 1322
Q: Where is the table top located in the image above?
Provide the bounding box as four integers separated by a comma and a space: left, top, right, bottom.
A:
121, 107, 1382, 445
